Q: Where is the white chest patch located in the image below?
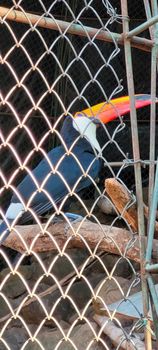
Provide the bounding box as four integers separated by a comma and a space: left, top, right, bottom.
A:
72, 117, 101, 153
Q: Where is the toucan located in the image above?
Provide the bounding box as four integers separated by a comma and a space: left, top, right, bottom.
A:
0, 94, 155, 244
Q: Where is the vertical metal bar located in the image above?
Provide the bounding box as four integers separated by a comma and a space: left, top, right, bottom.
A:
143, 0, 154, 38
147, 275, 158, 316
144, 4, 158, 342
120, 1, 149, 347
151, 0, 158, 17
146, 159, 158, 262
148, 0, 158, 209
143, 1, 158, 73
146, 318, 152, 350
150, 299, 158, 348
147, 275, 158, 345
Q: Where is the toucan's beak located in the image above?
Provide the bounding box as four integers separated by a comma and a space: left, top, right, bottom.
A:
74, 94, 158, 124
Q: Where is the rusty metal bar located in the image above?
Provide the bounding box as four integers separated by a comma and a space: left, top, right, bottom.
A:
0, 6, 153, 52
120, 1, 150, 347
126, 14, 158, 38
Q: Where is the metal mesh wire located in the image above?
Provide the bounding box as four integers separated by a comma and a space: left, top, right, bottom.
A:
0, 1, 155, 349
1, 0, 158, 211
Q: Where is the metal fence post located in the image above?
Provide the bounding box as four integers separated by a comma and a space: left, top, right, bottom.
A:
121, 1, 151, 348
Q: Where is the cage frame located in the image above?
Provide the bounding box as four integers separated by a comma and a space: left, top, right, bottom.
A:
0, 1, 158, 348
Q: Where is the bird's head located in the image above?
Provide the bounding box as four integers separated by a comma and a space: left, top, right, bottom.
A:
72, 94, 157, 153
62, 94, 157, 153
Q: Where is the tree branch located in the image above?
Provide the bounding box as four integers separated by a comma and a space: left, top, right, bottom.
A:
2, 219, 158, 263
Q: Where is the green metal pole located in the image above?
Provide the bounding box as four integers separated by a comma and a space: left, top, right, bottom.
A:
147, 275, 158, 316
150, 298, 158, 348
143, 0, 154, 39
121, 1, 150, 347
146, 263, 158, 273
148, 0, 158, 211
126, 14, 158, 38
146, 3, 158, 330
146, 159, 158, 262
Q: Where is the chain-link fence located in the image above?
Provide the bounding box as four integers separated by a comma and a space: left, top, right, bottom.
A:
1, 0, 158, 210
0, 1, 157, 349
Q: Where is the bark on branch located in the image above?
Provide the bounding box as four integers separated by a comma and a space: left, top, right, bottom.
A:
2, 219, 158, 263
105, 178, 138, 232
105, 178, 158, 234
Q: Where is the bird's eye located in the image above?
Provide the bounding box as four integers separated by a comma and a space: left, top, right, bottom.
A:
91, 117, 101, 125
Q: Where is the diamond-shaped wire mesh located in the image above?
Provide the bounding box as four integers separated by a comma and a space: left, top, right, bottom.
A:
0, 1, 154, 349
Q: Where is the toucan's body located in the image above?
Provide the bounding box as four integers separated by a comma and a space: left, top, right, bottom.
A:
11, 117, 101, 222
0, 116, 101, 243
0, 94, 156, 243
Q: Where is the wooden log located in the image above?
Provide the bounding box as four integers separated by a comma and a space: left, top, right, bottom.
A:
94, 315, 145, 350
105, 178, 138, 232
2, 219, 158, 263
105, 178, 158, 235
3, 220, 140, 260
